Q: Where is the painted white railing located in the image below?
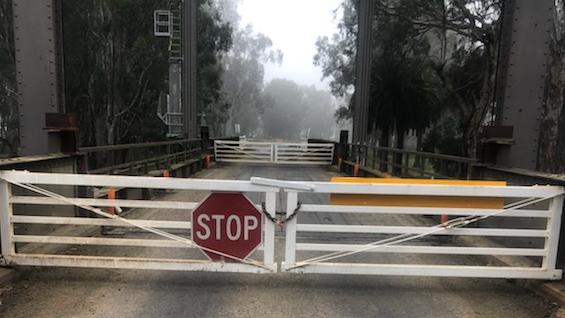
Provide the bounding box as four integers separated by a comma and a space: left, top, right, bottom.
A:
274, 142, 334, 165
214, 140, 334, 165
214, 140, 274, 164
0, 171, 277, 273
281, 181, 565, 280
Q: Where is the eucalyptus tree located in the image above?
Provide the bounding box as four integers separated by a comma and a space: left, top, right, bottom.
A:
220, 25, 282, 136
315, 0, 502, 157
63, 0, 232, 146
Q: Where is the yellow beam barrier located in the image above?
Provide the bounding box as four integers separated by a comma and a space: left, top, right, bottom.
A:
330, 177, 507, 209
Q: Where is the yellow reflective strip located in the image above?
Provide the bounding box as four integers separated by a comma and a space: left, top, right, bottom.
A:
331, 177, 506, 187
330, 177, 506, 209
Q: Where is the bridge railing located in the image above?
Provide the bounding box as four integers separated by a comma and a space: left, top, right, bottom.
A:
339, 143, 477, 179
79, 139, 208, 175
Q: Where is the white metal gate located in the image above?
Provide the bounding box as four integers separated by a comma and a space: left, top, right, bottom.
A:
214, 140, 334, 165
280, 181, 565, 280
1, 171, 564, 280
0, 171, 277, 273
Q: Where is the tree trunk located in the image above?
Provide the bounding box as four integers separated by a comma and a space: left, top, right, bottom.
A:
462, 45, 496, 158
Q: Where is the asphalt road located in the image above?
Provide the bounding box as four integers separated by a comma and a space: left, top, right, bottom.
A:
0, 165, 560, 317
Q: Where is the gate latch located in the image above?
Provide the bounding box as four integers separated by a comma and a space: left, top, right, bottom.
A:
261, 201, 301, 225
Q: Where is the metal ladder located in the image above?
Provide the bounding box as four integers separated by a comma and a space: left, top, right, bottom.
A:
168, 1, 182, 61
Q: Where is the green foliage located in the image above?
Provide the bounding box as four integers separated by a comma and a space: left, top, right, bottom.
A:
63, 0, 170, 146
63, 0, 232, 145
221, 24, 282, 136
198, 1, 233, 135
314, 0, 357, 98
315, 0, 501, 156
367, 3, 440, 136
422, 111, 463, 156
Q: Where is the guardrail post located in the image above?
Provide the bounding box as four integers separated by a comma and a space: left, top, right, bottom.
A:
543, 194, 564, 274
284, 191, 298, 268
372, 146, 377, 170
401, 153, 408, 176
200, 126, 210, 155
337, 130, 349, 164
0, 180, 15, 262
380, 148, 388, 173
263, 191, 276, 268
466, 163, 474, 180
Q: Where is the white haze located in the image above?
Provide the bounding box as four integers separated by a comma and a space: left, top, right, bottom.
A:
238, 0, 342, 90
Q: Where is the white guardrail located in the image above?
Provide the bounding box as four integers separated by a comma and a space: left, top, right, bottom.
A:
0, 171, 278, 273
214, 140, 334, 165
281, 181, 565, 280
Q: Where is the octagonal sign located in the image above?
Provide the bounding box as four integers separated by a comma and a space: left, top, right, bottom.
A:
191, 192, 263, 261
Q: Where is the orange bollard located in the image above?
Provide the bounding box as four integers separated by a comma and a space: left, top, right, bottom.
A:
440, 214, 449, 224
106, 189, 116, 215
205, 155, 211, 169
163, 169, 171, 193
353, 163, 360, 177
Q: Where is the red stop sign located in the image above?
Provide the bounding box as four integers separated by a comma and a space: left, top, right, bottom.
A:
191, 192, 263, 261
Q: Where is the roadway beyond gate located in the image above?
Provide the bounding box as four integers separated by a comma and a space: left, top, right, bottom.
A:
0, 166, 562, 318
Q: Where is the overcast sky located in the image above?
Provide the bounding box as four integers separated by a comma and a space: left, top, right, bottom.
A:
238, 0, 342, 90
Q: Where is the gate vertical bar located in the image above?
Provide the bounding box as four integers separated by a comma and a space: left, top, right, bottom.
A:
213, 140, 218, 162
263, 191, 276, 267
272, 144, 277, 163
543, 194, 564, 272
0, 181, 15, 261
284, 191, 298, 267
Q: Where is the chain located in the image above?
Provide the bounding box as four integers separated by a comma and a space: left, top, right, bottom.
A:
261, 201, 301, 225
